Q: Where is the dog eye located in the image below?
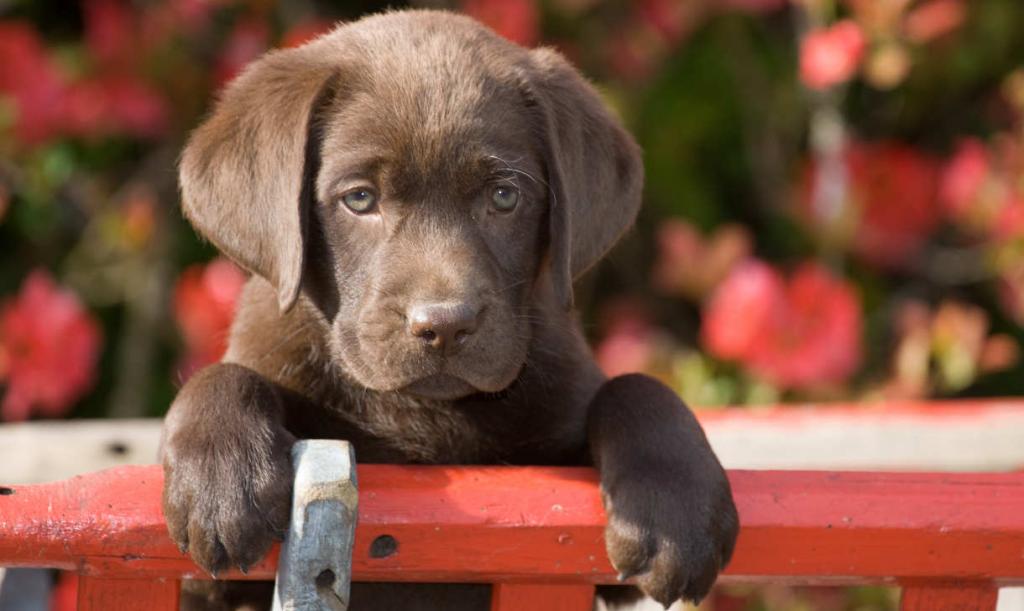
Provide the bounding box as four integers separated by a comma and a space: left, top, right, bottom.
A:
491, 185, 519, 212
340, 188, 378, 214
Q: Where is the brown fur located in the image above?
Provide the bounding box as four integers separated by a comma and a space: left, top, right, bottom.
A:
162, 10, 737, 610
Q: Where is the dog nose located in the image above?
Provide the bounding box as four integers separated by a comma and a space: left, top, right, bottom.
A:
407, 302, 481, 354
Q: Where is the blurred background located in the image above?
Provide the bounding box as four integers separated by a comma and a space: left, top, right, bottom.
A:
1, 0, 1023, 609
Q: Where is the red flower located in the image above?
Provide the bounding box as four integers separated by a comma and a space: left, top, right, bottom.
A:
83, 0, 136, 70
63, 75, 168, 139
849, 142, 940, 267
799, 20, 866, 90
173, 259, 247, 379
0, 21, 66, 144
0, 271, 102, 421
801, 141, 941, 268
463, 0, 539, 47
0, 18, 168, 144
702, 260, 862, 390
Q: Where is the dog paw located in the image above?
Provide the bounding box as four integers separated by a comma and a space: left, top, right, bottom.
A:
162, 419, 295, 576
602, 464, 738, 607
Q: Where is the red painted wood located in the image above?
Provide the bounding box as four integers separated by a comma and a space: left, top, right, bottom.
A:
490, 583, 595, 611
899, 582, 998, 611
1, 467, 1023, 587
77, 575, 179, 611
694, 398, 1024, 424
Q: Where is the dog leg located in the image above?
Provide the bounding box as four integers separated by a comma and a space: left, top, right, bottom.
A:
587, 374, 739, 608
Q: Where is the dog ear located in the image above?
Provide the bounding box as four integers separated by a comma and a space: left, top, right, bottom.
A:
179, 41, 338, 311
527, 48, 644, 309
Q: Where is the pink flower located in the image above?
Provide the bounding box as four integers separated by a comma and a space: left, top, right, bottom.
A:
762, 263, 862, 388
215, 18, 269, 86
940, 138, 990, 218
606, 25, 665, 83
904, 0, 966, 43
594, 300, 657, 378
652, 220, 751, 300
994, 195, 1024, 242
0, 271, 102, 421
463, 0, 539, 47
998, 267, 1024, 326
799, 20, 866, 90
168, 0, 218, 33
701, 260, 785, 361
595, 327, 656, 378
637, 0, 694, 46
702, 261, 862, 390
173, 259, 247, 379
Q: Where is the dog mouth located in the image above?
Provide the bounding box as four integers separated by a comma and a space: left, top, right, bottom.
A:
401, 373, 479, 400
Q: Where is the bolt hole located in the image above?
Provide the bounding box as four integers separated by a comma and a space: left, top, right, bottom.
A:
0, 487, 13, 496
370, 534, 398, 558
316, 569, 335, 590
106, 441, 129, 456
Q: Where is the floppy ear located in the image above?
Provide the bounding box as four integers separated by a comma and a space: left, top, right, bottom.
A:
527, 48, 644, 309
179, 42, 338, 311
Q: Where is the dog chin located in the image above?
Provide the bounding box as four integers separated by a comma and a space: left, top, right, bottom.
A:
400, 374, 479, 401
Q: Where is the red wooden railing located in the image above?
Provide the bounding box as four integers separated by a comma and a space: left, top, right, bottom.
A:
1, 465, 1023, 610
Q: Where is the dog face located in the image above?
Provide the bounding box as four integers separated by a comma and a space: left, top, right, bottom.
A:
179, 11, 643, 400
313, 80, 547, 398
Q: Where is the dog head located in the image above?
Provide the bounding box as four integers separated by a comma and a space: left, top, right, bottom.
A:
179, 10, 642, 400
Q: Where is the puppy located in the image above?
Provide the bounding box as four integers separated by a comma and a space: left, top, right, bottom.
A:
161, 10, 738, 610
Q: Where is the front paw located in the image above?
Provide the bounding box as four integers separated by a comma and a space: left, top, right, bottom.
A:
160, 365, 297, 576
163, 424, 295, 575
602, 464, 738, 607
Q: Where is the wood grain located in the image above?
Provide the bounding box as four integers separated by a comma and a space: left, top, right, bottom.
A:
1, 466, 1023, 588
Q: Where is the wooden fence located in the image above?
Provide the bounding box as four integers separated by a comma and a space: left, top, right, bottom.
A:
2, 445, 1023, 610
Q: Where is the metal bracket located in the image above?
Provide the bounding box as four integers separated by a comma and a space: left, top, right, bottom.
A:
272, 440, 358, 611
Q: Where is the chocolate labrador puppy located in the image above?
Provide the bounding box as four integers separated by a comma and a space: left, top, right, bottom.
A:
161, 9, 738, 610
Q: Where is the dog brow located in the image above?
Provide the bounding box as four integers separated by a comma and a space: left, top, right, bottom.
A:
485, 154, 546, 189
